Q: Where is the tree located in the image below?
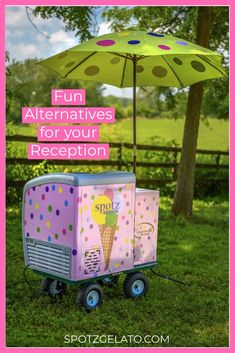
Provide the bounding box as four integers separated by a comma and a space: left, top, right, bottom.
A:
172, 7, 214, 216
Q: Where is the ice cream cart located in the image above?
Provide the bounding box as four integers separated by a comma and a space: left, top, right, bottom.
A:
22, 172, 159, 311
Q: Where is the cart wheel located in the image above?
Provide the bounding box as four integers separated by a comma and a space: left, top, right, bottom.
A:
76, 283, 103, 312
40, 278, 67, 298
123, 272, 149, 298
99, 276, 119, 287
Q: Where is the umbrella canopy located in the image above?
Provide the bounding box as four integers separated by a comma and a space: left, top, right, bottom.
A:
41, 31, 225, 87
40, 31, 226, 172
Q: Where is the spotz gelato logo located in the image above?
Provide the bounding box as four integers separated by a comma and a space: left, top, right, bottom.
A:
91, 188, 123, 226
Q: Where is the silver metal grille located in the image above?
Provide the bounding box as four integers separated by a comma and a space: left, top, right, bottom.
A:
25, 238, 71, 279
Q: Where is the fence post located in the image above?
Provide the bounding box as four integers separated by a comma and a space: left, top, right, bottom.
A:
216, 153, 221, 169
172, 150, 178, 180
117, 144, 123, 171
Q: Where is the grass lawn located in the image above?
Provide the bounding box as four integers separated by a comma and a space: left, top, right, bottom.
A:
9, 117, 229, 151
6, 197, 229, 347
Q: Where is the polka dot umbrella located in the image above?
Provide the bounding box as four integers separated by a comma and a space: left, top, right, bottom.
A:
40, 30, 226, 173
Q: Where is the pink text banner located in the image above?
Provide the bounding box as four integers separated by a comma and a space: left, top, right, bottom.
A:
28, 143, 109, 160
37, 125, 100, 142
51, 89, 86, 106
22, 107, 115, 124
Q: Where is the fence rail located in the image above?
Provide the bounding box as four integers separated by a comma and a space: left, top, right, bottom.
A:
6, 135, 229, 189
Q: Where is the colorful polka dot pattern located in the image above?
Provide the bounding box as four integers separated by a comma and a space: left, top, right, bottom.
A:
24, 183, 75, 249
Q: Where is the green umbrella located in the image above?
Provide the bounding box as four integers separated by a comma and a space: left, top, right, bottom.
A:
40, 30, 226, 172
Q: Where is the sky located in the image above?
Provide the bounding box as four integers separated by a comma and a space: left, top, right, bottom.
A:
5, 6, 133, 98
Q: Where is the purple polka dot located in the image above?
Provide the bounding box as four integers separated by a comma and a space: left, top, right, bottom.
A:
24, 220, 27, 226
41, 194, 45, 201
30, 213, 34, 219
89, 224, 93, 229
148, 32, 164, 37
96, 39, 116, 46
70, 187, 74, 194
56, 209, 60, 216
125, 252, 129, 257
148, 236, 151, 240
146, 206, 149, 210
32, 186, 36, 191
126, 220, 129, 225
45, 186, 49, 192
126, 202, 129, 206
72, 249, 77, 256
176, 40, 188, 46
114, 236, 117, 241
26, 232, 30, 237
27, 190, 30, 196
138, 202, 141, 206
121, 261, 124, 265
128, 40, 140, 45
84, 194, 87, 198
158, 45, 171, 50
62, 228, 66, 235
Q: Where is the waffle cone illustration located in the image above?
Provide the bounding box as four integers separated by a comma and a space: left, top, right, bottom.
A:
99, 212, 118, 267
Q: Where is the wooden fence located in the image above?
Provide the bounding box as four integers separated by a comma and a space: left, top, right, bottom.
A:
6, 134, 229, 189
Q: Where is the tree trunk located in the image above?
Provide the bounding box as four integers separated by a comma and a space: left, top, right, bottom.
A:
172, 7, 213, 217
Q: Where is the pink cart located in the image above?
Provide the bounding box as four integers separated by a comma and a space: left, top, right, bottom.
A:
22, 172, 159, 311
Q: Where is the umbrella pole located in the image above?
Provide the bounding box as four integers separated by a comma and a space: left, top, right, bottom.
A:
133, 55, 137, 174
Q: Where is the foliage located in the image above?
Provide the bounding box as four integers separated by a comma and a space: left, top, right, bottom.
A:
6, 58, 105, 123
102, 6, 229, 119
33, 6, 99, 41
6, 198, 228, 347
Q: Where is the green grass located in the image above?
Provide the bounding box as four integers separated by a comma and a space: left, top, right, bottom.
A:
10, 118, 228, 151
6, 198, 229, 347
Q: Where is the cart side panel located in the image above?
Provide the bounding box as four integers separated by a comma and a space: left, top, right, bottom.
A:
134, 189, 159, 266
78, 182, 135, 280
23, 183, 77, 280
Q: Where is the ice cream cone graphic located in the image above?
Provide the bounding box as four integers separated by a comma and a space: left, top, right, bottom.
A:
99, 213, 117, 267
91, 189, 119, 268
